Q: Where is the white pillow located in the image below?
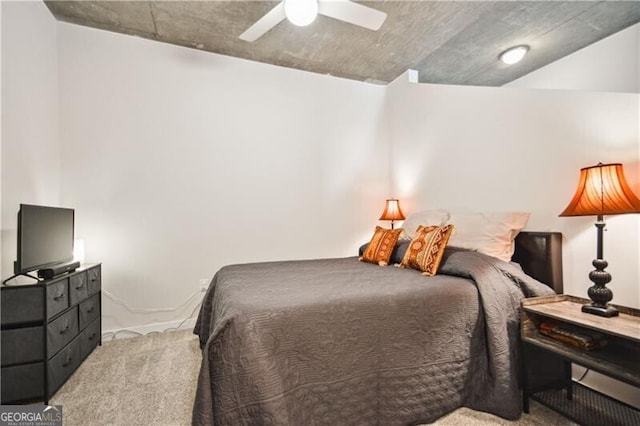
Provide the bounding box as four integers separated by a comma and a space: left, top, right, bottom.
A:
399, 209, 451, 240
446, 212, 530, 262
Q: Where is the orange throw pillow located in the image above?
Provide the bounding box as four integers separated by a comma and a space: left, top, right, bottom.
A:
400, 224, 454, 276
360, 226, 403, 266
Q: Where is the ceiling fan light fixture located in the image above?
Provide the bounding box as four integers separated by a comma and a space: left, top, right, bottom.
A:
500, 45, 529, 65
284, 0, 318, 27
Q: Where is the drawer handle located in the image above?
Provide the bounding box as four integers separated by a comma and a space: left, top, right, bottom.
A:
88, 333, 96, 341
53, 293, 65, 301
59, 323, 70, 334
87, 305, 95, 313
62, 356, 73, 367
75, 282, 86, 289
91, 277, 97, 282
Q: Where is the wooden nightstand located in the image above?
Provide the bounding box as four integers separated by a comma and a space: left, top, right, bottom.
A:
521, 295, 640, 425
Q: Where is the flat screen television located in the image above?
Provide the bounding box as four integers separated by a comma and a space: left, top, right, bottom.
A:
15, 204, 75, 275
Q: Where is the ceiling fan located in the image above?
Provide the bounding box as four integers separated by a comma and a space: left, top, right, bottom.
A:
239, 0, 387, 42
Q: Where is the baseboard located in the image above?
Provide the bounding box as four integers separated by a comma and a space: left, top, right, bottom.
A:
102, 318, 197, 340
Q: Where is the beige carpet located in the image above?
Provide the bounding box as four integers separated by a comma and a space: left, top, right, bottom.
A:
52, 330, 576, 425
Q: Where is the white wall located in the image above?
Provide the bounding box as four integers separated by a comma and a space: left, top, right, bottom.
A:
57, 23, 388, 332
387, 74, 640, 409
503, 21, 640, 410
505, 21, 640, 310
1, 1, 60, 281
387, 74, 640, 309
506, 23, 640, 93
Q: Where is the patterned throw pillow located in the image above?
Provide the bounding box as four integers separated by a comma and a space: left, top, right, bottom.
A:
400, 224, 454, 276
360, 226, 403, 266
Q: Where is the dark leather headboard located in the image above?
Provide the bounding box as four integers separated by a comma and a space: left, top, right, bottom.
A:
512, 232, 563, 294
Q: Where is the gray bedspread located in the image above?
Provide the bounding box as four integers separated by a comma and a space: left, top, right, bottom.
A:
193, 250, 555, 425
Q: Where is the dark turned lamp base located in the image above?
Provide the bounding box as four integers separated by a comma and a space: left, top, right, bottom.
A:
581, 303, 619, 317
583, 254, 619, 318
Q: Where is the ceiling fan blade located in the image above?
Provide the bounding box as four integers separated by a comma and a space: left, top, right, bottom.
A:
318, 0, 387, 31
239, 2, 286, 42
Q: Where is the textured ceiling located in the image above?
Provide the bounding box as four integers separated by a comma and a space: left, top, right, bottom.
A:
45, 1, 640, 85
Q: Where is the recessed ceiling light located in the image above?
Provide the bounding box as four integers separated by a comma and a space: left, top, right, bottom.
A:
500, 45, 529, 65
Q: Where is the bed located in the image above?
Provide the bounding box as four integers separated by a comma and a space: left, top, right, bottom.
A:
193, 231, 563, 425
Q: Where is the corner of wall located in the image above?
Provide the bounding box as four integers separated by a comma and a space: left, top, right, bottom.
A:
1, 0, 61, 281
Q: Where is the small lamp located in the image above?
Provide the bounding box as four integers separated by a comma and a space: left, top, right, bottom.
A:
379, 198, 406, 229
560, 163, 640, 317
73, 239, 86, 265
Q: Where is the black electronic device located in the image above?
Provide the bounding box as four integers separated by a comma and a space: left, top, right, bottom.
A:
2, 204, 75, 285
37, 260, 81, 280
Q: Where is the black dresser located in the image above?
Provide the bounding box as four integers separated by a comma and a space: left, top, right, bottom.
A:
1, 263, 102, 404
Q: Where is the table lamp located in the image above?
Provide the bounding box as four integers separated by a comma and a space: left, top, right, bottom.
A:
379, 198, 405, 229
560, 163, 640, 317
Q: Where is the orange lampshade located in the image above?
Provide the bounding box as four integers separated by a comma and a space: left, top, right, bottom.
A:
560, 163, 640, 217
379, 198, 406, 221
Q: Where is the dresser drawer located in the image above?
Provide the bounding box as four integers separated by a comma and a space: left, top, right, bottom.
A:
80, 319, 100, 361
1, 326, 44, 366
46, 279, 69, 319
1, 362, 45, 403
47, 338, 80, 396
87, 266, 101, 295
1, 286, 44, 325
79, 294, 100, 330
69, 272, 88, 306
47, 307, 78, 358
